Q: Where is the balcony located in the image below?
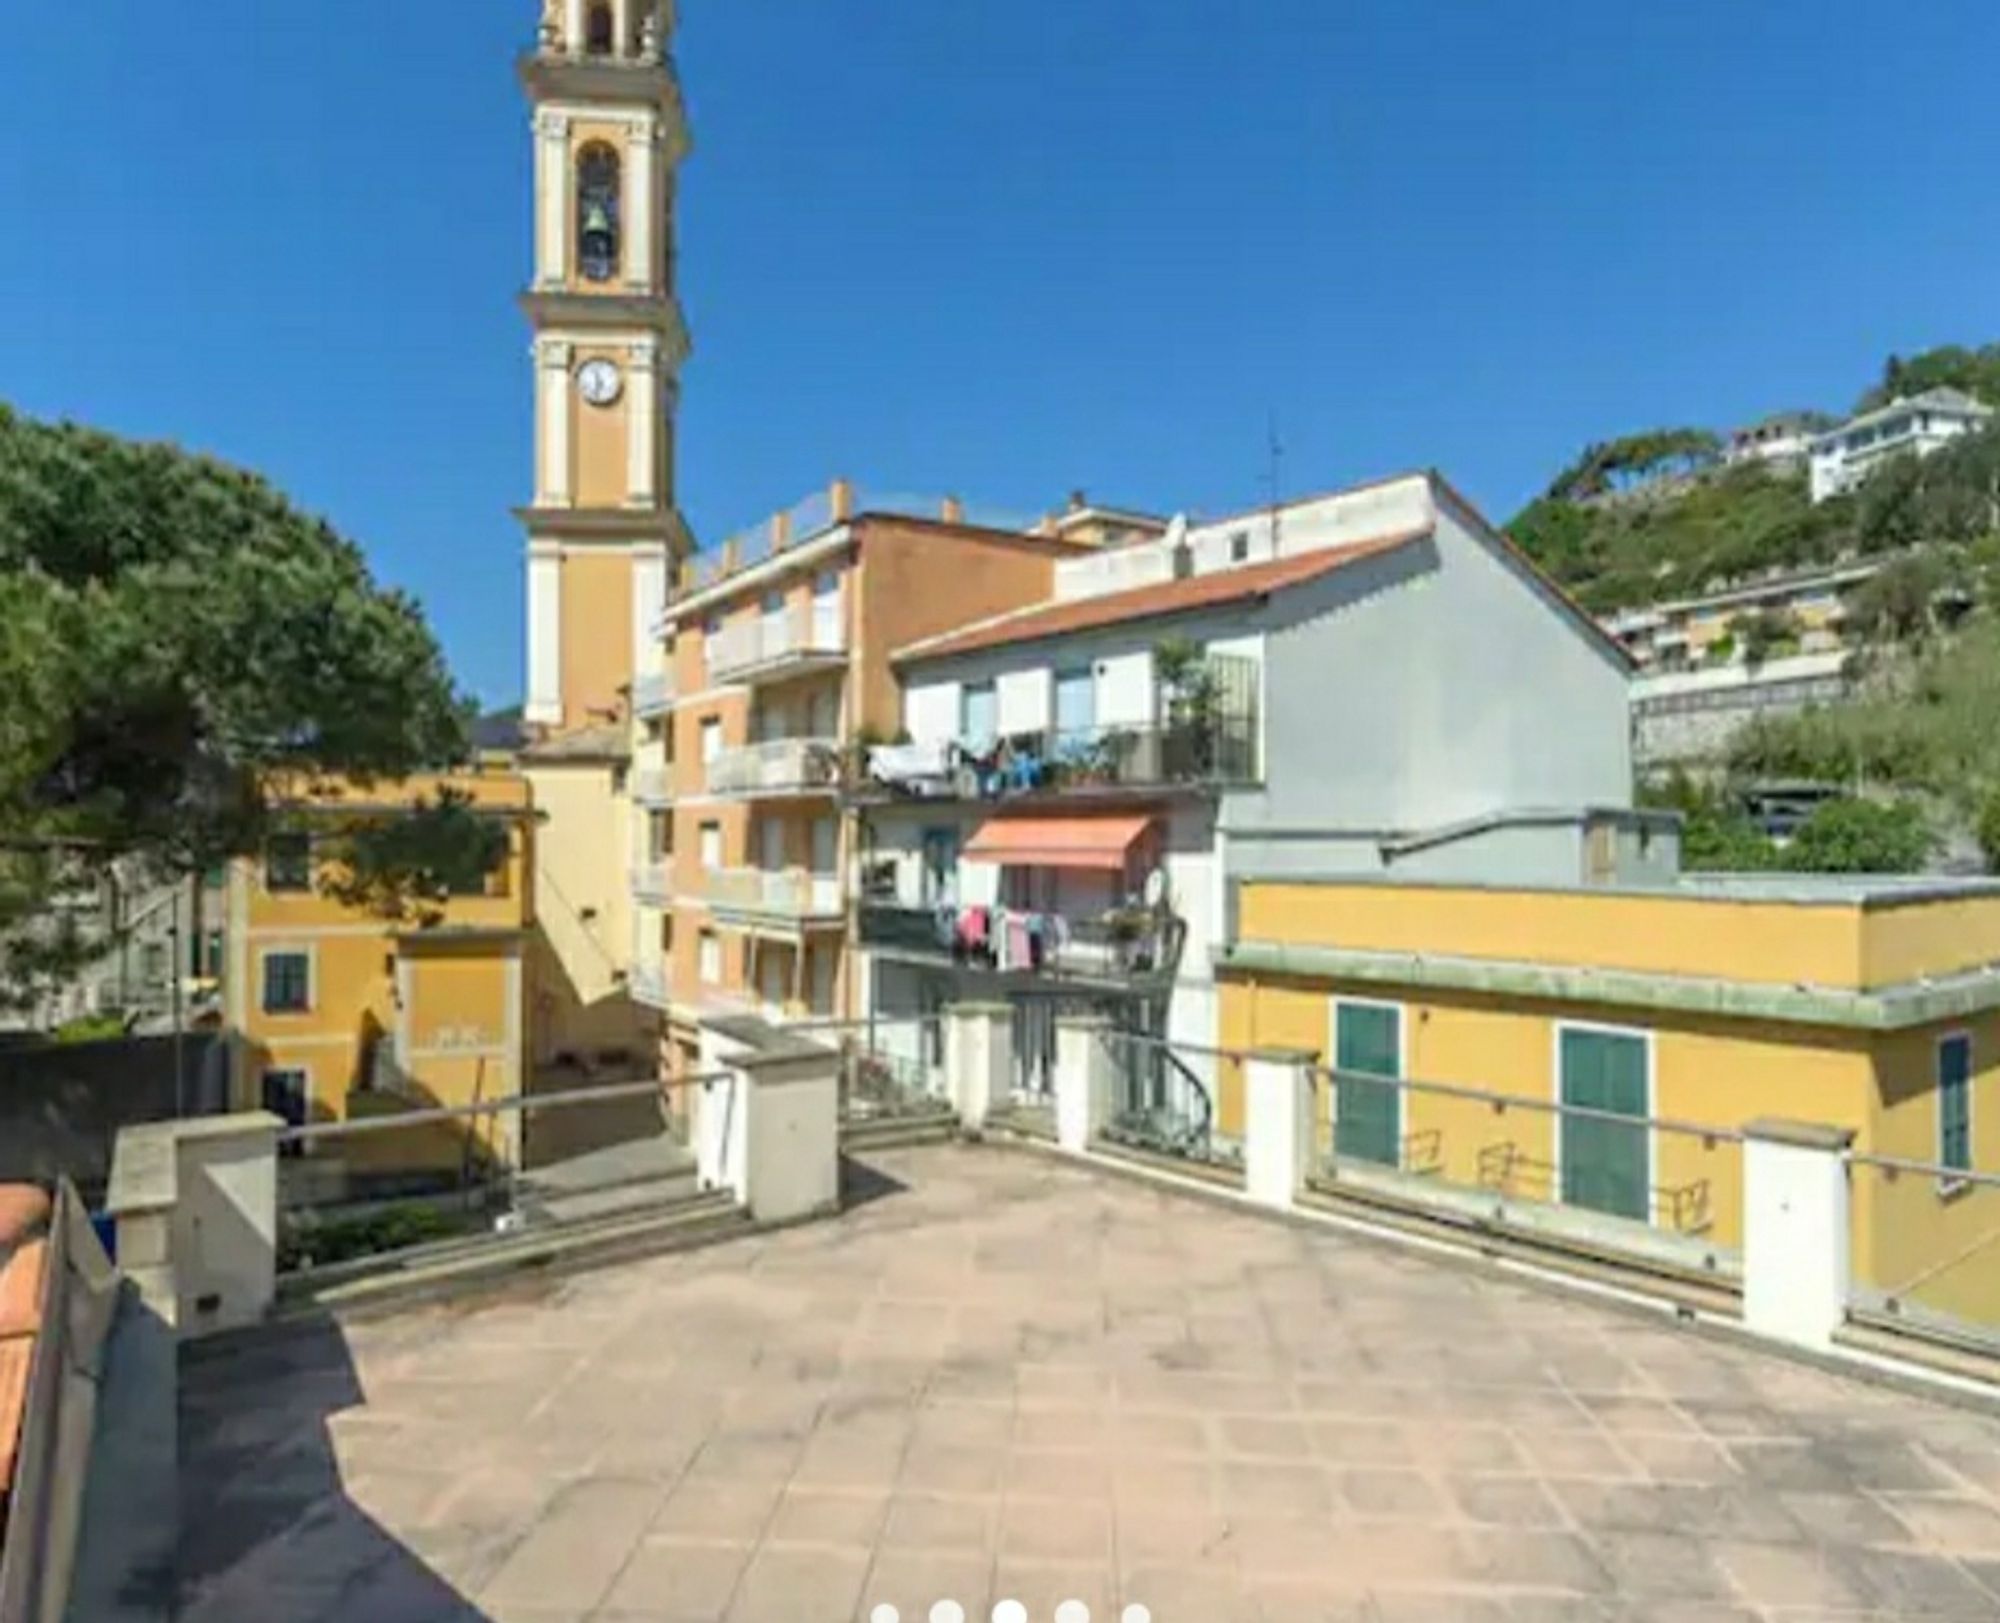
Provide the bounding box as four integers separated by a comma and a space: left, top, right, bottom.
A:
701, 866, 843, 928
855, 717, 1260, 803
629, 960, 670, 1011
632, 670, 675, 719
859, 900, 1179, 989
631, 863, 673, 904
707, 737, 841, 798
632, 769, 673, 807
706, 606, 847, 687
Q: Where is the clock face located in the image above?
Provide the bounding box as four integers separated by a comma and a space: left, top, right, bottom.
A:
577, 359, 623, 407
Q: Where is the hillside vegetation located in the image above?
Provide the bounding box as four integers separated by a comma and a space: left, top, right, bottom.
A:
1509, 344, 2000, 613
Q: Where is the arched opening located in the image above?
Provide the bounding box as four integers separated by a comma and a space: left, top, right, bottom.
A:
575, 144, 621, 283
584, 2, 614, 55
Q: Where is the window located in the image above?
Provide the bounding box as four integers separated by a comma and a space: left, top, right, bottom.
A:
960, 681, 998, 746
1558, 1025, 1650, 1222
1332, 1001, 1402, 1168
700, 716, 722, 766
201, 928, 224, 978
262, 951, 311, 1015
575, 144, 621, 283
648, 810, 672, 862
1054, 667, 1096, 745
1939, 1033, 1973, 1181
265, 832, 312, 893
698, 930, 721, 985
584, 0, 614, 53
1229, 530, 1250, 563
699, 821, 722, 871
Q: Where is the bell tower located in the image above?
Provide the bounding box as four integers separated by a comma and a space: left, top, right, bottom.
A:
519, 0, 691, 734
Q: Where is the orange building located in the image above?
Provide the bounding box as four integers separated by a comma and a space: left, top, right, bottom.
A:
629, 483, 1106, 1074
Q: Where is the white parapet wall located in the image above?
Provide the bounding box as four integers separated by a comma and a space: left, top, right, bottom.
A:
106, 1112, 283, 1340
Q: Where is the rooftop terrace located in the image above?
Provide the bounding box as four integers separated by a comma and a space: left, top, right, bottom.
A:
180, 1143, 2000, 1622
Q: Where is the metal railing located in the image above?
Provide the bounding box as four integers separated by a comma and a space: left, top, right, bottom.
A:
632, 670, 675, 718
1847, 1152, 2000, 1355
707, 606, 846, 683
708, 737, 841, 796
1308, 1066, 1743, 1283
857, 902, 1176, 984
629, 960, 670, 1010
274, 1072, 726, 1276
0, 1182, 118, 1622
631, 862, 673, 903
1096, 1030, 1242, 1173
800, 1016, 948, 1123
700, 867, 842, 918
914, 717, 1261, 799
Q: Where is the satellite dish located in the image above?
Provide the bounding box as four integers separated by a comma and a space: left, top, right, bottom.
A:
1143, 868, 1167, 908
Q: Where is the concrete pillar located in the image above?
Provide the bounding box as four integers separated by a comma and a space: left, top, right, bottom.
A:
106, 1113, 283, 1340
946, 1002, 1012, 1135
1743, 1118, 1855, 1352
1054, 1015, 1114, 1155
625, 119, 657, 289
565, 0, 587, 54
695, 1035, 841, 1225
538, 341, 574, 507
1243, 1049, 1316, 1212
535, 111, 571, 285
627, 339, 659, 507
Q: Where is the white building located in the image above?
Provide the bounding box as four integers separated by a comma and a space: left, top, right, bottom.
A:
1722, 411, 1830, 474
850, 471, 1665, 1127
1808, 388, 1993, 503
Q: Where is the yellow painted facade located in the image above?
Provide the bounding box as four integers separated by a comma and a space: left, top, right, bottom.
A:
227, 773, 534, 1180
1221, 878, 2000, 1330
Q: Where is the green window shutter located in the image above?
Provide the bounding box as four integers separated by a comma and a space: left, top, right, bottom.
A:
1940, 1036, 1973, 1173
1559, 1028, 1649, 1222
1334, 1003, 1401, 1168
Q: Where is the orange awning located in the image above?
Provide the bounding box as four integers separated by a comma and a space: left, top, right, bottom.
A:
963, 813, 1157, 871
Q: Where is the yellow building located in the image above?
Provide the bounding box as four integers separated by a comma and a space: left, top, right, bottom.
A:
225, 774, 536, 1184
1216, 873, 2000, 1333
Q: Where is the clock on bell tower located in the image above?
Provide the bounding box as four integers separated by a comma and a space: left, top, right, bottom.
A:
518, 0, 692, 735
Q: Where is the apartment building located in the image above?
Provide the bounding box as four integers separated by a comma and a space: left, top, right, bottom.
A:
852, 471, 1651, 1107
1808, 387, 1993, 503
1604, 558, 1879, 675
1721, 410, 1831, 473
224, 773, 535, 1189
628, 483, 1089, 1077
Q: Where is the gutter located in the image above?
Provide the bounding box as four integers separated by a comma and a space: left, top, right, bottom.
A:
1214, 940, 2000, 1032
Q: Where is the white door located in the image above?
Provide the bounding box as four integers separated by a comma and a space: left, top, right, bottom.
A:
759, 818, 786, 874
811, 816, 837, 876
808, 947, 835, 1016
813, 571, 841, 650
758, 948, 787, 1017
809, 686, 838, 739
760, 589, 788, 659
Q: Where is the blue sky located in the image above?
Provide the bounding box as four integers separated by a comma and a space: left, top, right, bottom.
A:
3, 3, 1996, 709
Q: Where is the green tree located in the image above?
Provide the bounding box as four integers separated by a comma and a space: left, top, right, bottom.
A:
1859, 344, 2000, 412
1779, 799, 1932, 875
1639, 770, 1775, 871
1737, 607, 1802, 670
0, 407, 476, 1006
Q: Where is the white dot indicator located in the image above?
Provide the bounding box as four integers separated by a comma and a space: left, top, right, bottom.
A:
869, 1608, 899, 1623
1055, 1603, 1091, 1623
991, 1604, 1028, 1623
929, 1605, 965, 1623
1123, 1608, 1153, 1623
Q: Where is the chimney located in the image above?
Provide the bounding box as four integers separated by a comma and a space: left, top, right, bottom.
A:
830, 477, 854, 521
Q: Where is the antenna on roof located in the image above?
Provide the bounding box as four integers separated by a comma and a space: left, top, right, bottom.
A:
1264, 410, 1286, 554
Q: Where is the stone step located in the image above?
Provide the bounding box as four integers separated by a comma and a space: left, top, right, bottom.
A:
841, 1112, 958, 1152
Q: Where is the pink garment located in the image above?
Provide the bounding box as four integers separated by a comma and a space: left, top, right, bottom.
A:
956, 906, 990, 951
1008, 916, 1032, 970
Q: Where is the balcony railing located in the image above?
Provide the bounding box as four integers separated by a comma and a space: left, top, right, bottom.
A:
707, 607, 846, 684
708, 737, 841, 797
629, 960, 670, 1011
632, 670, 675, 718
632, 769, 673, 806
702, 867, 842, 920
631, 863, 673, 903
858, 901, 1178, 985
857, 716, 1259, 801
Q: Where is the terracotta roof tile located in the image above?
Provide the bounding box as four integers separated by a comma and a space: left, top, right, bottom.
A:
894, 526, 1430, 664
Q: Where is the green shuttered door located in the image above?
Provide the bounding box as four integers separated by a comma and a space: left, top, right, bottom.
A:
1559, 1028, 1649, 1222
1335, 1003, 1401, 1167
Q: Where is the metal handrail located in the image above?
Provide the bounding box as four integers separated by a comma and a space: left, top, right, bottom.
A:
1847, 1150, 2000, 1192
277, 1070, 731, 1146
1313, 1065, 1746, 1146
1097, 1030, 1261, 1063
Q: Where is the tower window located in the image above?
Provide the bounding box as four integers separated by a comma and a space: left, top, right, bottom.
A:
576, 145, 622, 283
584, 2, 615, 55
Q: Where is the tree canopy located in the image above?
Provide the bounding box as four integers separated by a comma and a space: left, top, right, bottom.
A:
1860, 344, 2000, 412
0, 407, 477, 1004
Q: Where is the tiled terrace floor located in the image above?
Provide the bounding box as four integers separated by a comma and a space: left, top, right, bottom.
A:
182, 1144, 2000, 1622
